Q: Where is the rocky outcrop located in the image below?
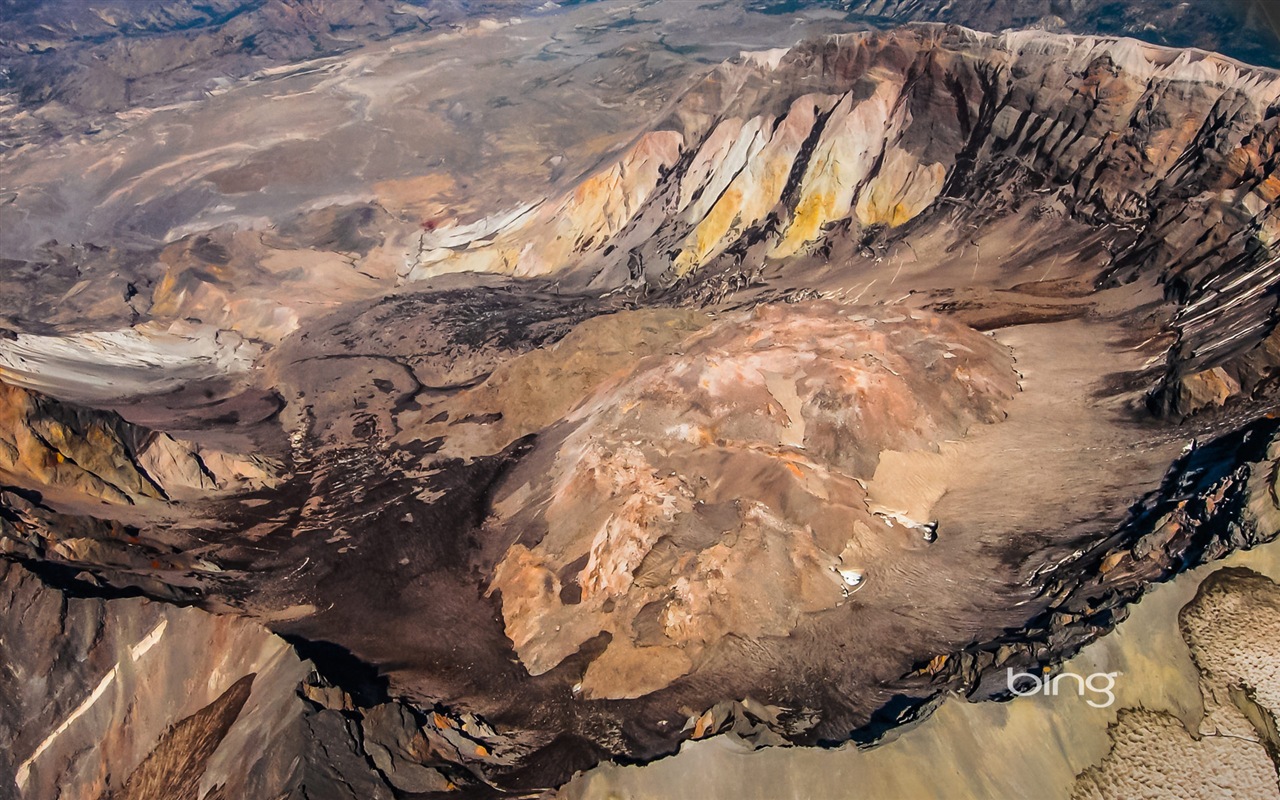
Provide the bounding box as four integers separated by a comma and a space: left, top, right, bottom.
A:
0, 560, 308, 800
1072, 567, 1280, 799
403, 132, 685, 281
0, 380, 166, 505
0, 559, 519, 799
0, 379, 277, 506
487, 303, 1017, 699
410, 28, 1280, 284
404, 27, 1280, 410
1165, 319, 1280, 417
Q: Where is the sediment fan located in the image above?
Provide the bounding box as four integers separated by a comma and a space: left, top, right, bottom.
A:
3, 23, 1280, 798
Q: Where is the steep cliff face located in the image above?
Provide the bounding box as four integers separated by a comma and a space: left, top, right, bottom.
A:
0, 560, 308, 800
406, 27, 1280, 415
0, 559, 482, 800
413, 25, 1280, 277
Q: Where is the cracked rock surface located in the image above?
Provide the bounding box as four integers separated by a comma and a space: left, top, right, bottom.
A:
1073, 567, 1280, 799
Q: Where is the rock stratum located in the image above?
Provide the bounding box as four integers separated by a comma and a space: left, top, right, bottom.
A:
2, 7, 1280, 799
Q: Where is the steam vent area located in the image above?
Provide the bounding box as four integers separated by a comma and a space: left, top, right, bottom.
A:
3, 1, 1280, 798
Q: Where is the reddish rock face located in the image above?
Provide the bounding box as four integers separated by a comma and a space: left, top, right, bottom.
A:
489, 304, 1017, 699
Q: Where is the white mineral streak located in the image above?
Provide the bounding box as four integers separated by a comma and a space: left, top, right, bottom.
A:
129, 618, 169, 662
0, 321, 259, 401
740, 48, 790, 70
14, 619, 168, 791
